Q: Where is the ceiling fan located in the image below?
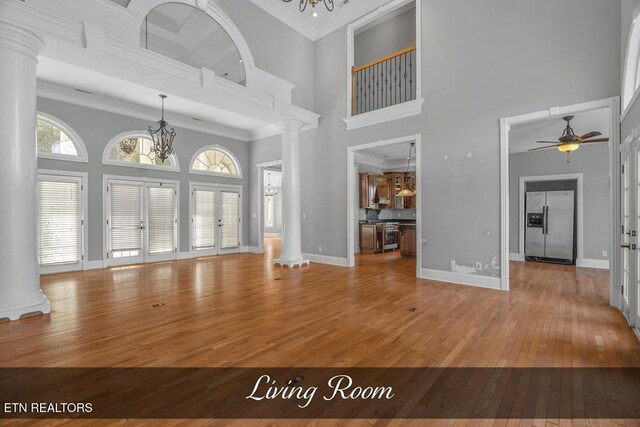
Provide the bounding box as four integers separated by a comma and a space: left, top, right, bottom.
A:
528, 115, 609, 161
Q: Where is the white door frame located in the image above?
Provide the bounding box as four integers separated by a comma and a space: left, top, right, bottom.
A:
346, 134, 423, 276
514, 173, 585, 264
103, 174, 180, 267
500, 97, 621, 304
256, 160, 282, 254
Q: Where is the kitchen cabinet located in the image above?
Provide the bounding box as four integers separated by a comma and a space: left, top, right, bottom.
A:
359, 223, 384, 254
359, 174, 371, 209
359, 173, 391, 209
399, 224, 417, 257
385, 173, 416, 209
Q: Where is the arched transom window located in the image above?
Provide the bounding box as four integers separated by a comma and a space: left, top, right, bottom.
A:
103, 132, 179, 171
191, 146, 241, 178
36, 113, 88, 162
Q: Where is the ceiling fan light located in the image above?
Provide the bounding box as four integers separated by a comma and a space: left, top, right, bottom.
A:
557, 143, 580, 153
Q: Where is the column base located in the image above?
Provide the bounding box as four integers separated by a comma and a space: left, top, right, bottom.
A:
0, 292, 50, 321
273, 258, 310, 268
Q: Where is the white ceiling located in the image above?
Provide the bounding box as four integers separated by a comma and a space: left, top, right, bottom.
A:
142, 3, 245, 85
509, 108, 610, 153
249, 0, 396, 40
358, 142, 414, 160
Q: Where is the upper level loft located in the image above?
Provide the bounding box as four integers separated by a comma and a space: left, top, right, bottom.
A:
343, 0, 423, 131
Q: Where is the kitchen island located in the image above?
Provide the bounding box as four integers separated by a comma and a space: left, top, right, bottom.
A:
399, 224, 416, 257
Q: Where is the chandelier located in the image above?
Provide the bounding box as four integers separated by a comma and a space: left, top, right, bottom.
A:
398, 142, 416, 197
282, 0, 334, 13
148, 94, 176, 162
264, 173, 278, 199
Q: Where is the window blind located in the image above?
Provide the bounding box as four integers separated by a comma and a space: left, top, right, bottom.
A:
37, 180, 81, 266
221, 191, 240, 249
147, 186, 176, 255
110, 183, 142, 257
193, 189, 215, 250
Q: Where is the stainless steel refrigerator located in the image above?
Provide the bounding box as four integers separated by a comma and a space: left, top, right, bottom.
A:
525, 190, 575, 264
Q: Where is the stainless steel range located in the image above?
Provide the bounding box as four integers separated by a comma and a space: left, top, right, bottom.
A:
383, 223, 399, 251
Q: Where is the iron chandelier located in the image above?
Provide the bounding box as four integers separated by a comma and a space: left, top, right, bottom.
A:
148, 94, 176, 162
264, 173, 278, 199
282, 0, 334, 13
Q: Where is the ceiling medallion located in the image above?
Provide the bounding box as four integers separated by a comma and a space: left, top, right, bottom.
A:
148, 94, 176, 163
282, 0, 334, 13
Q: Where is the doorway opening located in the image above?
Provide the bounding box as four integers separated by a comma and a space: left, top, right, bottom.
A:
346, 135, 422, 276
500, 98, 620, 303
256, 160, 282, 257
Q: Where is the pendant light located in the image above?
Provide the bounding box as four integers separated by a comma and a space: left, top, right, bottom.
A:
398, 143, 416, 197
264, 172, 278, 199
148, 94, 176, 162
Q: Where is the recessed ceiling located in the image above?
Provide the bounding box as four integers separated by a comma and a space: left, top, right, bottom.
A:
510, 108, 610, 154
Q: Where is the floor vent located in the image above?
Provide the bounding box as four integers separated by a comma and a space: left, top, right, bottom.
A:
152, 303, 166, 308
408, 307, 417, 312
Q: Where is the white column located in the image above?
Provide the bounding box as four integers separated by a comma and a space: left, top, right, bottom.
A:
0, 21, 50, 321
274, 120, 309, 268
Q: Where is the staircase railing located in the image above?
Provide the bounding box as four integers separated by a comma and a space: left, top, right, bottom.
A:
352, 44, 417, 116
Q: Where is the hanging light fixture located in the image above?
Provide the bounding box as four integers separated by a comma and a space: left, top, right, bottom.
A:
282, 0, 334, 13
398, 142, 416, 197
148, 94, 176, 162
264, 173, 278, 199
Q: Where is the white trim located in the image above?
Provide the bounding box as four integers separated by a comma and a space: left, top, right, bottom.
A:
256, 160, 283, 254
500, 97, 621, 302
345, 0, 422, 127
622, 5, 640, 115
347, 134, 423, 277
343, 99, 425, 131
509, 253, 525, 262
37, 170, 88, 275
516, 173, 584, 262
189, 145, 243, 179
576, 259, 610, 270
420, 268, 502, 291
36, 112, 88, 163
102, 131, 180, 172
303, 253, 349, 267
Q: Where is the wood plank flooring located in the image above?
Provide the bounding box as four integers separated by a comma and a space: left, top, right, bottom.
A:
2, 238, 639, 425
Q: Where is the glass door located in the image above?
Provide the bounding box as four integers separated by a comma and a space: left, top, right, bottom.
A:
620, 141, 638, 328
219, 190, 241, 252
107, 181, 144, 266
190, 186, 242, 256
144, 183, 178, 262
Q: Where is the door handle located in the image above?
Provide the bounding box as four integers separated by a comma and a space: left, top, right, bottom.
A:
621, 244, 636, 250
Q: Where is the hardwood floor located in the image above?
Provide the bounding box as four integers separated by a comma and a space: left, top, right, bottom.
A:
2, 238, 639, 425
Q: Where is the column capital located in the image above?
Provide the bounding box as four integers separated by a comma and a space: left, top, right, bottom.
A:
278, 119, 304, 133
0, 20, 44, 61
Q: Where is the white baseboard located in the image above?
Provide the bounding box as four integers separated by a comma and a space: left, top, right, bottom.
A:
509, 252, 525, 262
247, 246, 261, 253
576, 258, 610, 270
302, 253, 349, 267
420, 268, 502, 290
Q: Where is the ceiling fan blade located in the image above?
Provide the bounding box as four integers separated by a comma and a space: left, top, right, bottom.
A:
529, 145, 559, 152
579, 131, 602, 140
536, 141, 560, 144
580, 138, 609, 143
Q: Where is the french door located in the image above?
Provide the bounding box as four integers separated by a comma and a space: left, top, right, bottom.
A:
190, 185, 241, 256
620, 141, 639, 329
106, 179, 178, 266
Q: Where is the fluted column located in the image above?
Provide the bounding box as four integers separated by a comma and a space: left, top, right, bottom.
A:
0, 21, 50, 320
274, 120, 309, 268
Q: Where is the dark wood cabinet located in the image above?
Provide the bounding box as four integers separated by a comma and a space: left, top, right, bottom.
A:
399, 224, 417, 257
359, 173, 391, 209
384, 173, 416, 209
359, 223, 384, 254
359, 174, 370, 209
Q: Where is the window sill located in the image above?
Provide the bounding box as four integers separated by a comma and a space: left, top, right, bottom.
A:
343, 98, 424, 131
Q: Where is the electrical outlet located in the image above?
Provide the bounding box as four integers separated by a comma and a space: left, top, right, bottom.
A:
475, 262, 482, 271
450, 260, 456, 270
397, 213, 401, 218
318, 246, 322, 253
602, 250, 608, 257
303, 213, 307, 219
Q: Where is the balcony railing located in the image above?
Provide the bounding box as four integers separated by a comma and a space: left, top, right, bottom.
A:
352, 44, 417, 116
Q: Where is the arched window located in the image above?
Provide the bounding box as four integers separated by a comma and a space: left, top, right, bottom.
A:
103, 131, 180, 172
190, 146, 242, 178
36, 113, 88, 162
623, 8, 640, 112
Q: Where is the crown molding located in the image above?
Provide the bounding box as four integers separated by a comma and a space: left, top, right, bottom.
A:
37, 80, 253, 141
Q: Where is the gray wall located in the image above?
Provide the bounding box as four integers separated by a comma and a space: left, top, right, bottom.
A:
37, 97, 250, 262
621, 0, 640, 140
301, 0, 620, 276
354, 7, 416, 67
509, 145, 610, 260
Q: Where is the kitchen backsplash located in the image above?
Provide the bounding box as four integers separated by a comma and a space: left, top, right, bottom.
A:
358, 209, 416, 221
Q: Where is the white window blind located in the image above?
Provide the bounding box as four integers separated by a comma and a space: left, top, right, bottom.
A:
110, 183, 142, 258
221, 191, 240, 249
147, 186, 176, 255
193, 189, 216, 250
37, 180, 81, 266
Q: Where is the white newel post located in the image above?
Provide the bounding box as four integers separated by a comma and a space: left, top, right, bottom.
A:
274, 120, 309, 268
0, 21, 50, 321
